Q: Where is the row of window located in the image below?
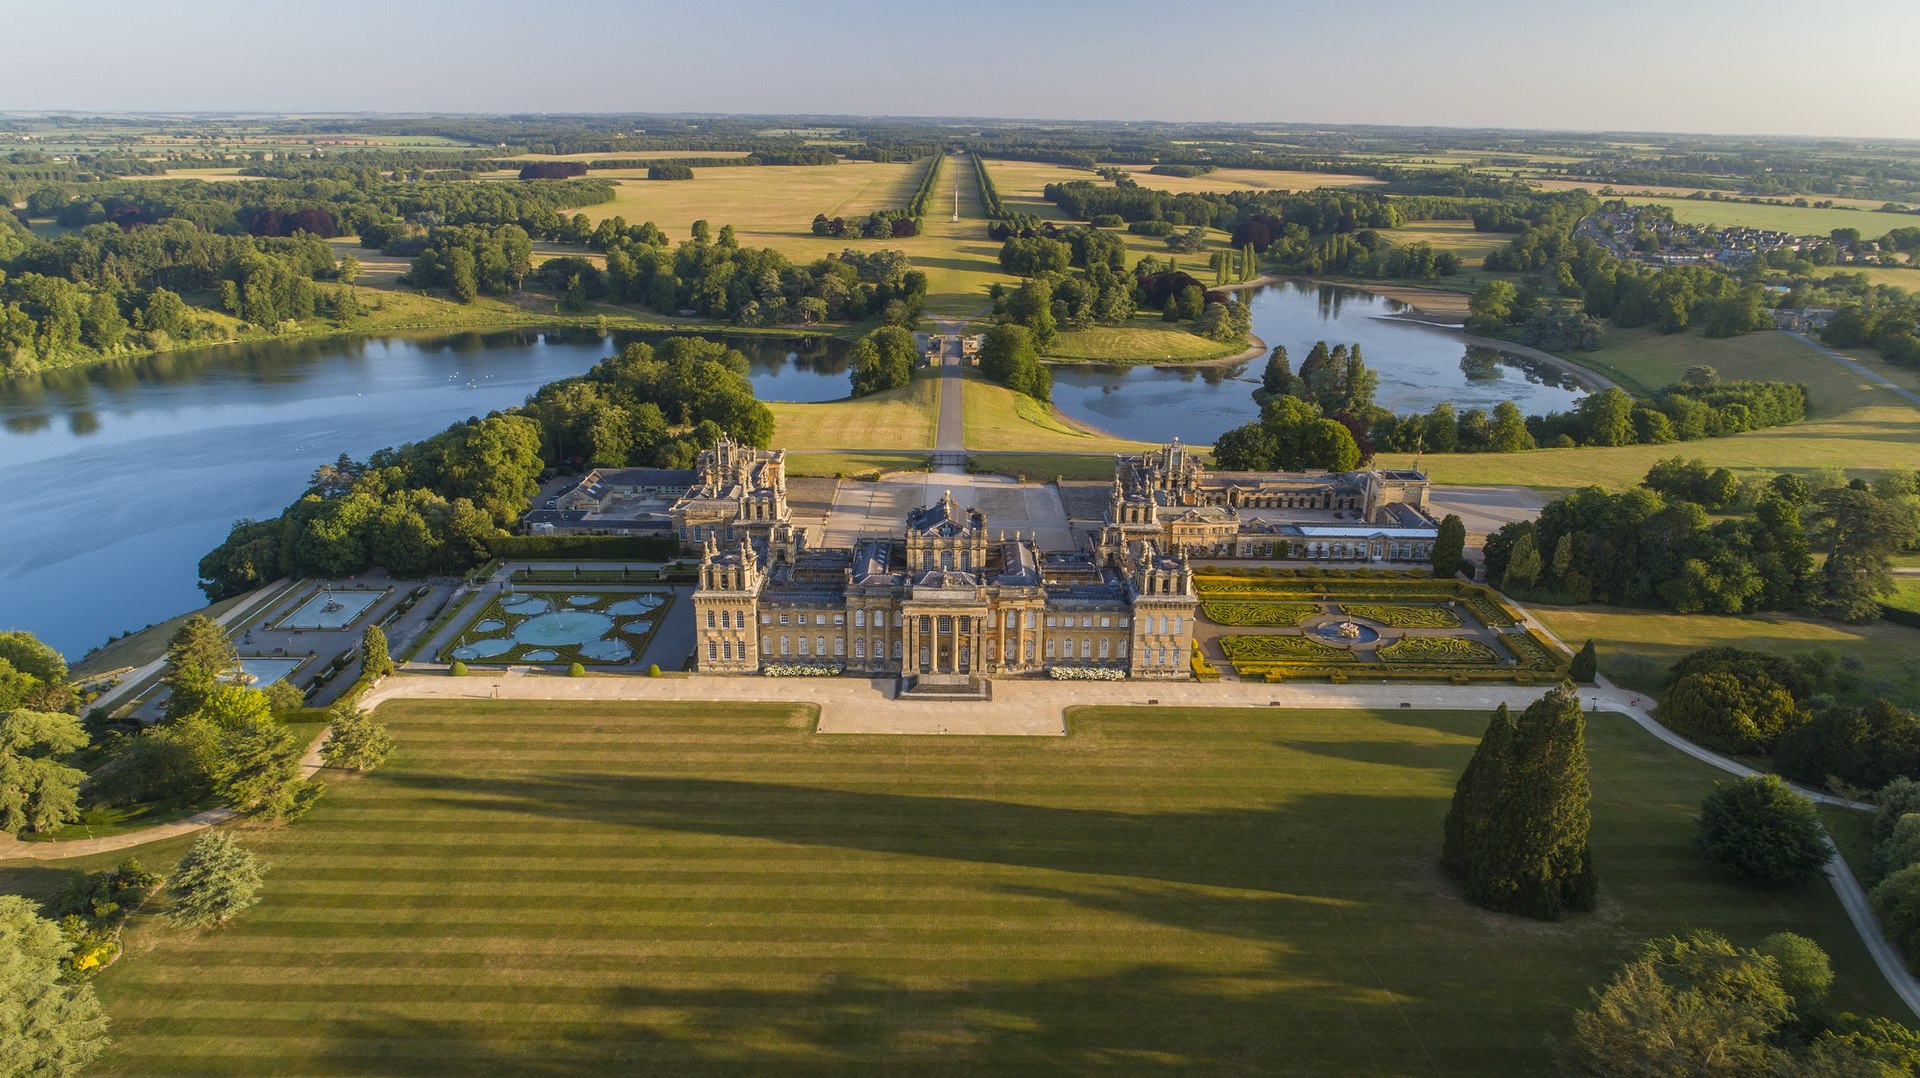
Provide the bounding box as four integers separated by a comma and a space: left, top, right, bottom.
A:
708, 607, 1185, 635
709, 637, 1180, 669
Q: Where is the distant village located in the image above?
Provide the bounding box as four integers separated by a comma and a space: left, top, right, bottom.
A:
1574, 204, 1895, 269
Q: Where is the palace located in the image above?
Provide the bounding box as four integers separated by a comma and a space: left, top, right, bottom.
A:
687, 438, 1441, 681
693, 487, 1197, 682
1097, 441, 1440, 564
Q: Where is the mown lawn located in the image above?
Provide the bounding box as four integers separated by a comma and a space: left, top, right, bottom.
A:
6, 699, 1901, 1075
1045, 319, 1241, 363
961, 377, 1154, 454
768, 368, 940, 451
1530, 604, 1920, 708
1378, 327, 1920, 488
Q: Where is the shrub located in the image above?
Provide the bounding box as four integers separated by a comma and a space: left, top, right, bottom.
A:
568, 662, 586, 677
763, 662, 843, 677
1879, 778, 1920, 843
1873, 865, 1920, 971
449, 661, 467, 677
1758, 931, 1833, 1014
1659, 671, 1807, 753
647, 664, 661, 677
1698, 776, 1829, 885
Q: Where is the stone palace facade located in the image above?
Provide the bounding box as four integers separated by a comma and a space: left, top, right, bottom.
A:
688, 439, 1442, 681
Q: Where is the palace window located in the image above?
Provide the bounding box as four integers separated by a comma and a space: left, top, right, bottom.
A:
707, 642, 717, 661
1099, 639, 1110, 659
1081, 638, 1092, 659
875, 612, 886, 629
1172, 615, 1183, 633
722, 642, 732, 660
893, 640, 903, 660
761, 614, 772, 625
855, 639, 865, 659
762, 638, 772, 655
780, 636, 791, 656
1046, 639, 1057, 659
779, 613, 789, 626
1026, 611, 1036, 629
855, 610, 866, 628
833, 638, 844, 657
1100, 616, 1110, 628
798, 637, 810, 657
816, 636, 826, 657
706, 611, 716, 628
1081, 616, 1093, 629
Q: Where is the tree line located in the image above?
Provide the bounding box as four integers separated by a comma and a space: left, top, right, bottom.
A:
198, 336, 775, 598
1486, 464, 1918, 620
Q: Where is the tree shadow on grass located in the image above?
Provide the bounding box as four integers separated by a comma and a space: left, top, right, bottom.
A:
381, 770, 1446, 900
289, 961, 1430, 1077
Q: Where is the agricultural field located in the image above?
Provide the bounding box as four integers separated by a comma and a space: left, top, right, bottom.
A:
9, 698, 1900, 1075
1529, 178, 1907, 211
1617, 195, 1912, 239
769, 368, 941, 451
1380, 220, 1510, 271
1377, 327, 1920, 489
1529, 604, 1920, 709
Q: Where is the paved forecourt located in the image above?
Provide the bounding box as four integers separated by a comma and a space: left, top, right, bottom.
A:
359, 671, 1569, 737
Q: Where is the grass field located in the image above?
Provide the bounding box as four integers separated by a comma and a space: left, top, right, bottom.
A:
1045, 318, 1242, 362
1616, 196, 1911, 239
961, 377, 1154, 454
1814, 264, 1920, 296
8, 699, 1897, 1075
783, 451, 931, 478
1377, 327, 1920, 488
1530, 605, 1920, 708
1381, 220, 1510, 271
768, 369, 940, 451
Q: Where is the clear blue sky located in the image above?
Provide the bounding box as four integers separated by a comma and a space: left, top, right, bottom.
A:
6, 0, 1918, 140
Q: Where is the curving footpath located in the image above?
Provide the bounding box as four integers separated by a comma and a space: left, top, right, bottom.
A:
0, 725, 332, 863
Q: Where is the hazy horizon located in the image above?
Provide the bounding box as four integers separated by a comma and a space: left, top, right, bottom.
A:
5, 0, 1918, 141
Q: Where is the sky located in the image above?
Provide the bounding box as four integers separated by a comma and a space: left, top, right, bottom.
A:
5, 0, 1919, 140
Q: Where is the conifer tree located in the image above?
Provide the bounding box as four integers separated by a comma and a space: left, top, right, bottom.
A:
1571, 639, 1598, 683
361, 623, 393, 681
163, 615, 238, 720
1442, 703, 1513, 879
1443, 684, 1598, 919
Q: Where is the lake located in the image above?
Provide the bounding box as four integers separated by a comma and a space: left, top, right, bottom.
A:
1048, 280, 1592, 444
0, 329, 848, 658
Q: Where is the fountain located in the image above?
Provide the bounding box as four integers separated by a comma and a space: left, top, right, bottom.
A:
1309, 618, 1380, 645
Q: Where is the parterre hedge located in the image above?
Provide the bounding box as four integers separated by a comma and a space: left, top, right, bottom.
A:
1338, 603, 1462, 629
1221, 634, 1358, 665
1200, 600, 1318, 627
1377, 636, 1500, 664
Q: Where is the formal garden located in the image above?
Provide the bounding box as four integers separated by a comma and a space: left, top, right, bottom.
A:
437, 589, 671, 667
1198, 571, 1568, 683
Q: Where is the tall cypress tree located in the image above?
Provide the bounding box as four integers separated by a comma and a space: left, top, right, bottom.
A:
1442, 702, 1513, 879
1444, 684, 1598, 920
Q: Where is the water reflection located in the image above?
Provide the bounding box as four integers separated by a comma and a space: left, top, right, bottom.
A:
0, 328, 848, 656
1048, 281, 1592, 444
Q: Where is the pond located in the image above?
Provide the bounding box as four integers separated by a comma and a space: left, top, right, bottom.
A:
0, 328, 846, 658
1047, 281, 1593, 444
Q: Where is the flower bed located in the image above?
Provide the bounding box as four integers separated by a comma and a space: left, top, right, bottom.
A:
1376, 636, 1499, 664
1048, 666, 1126, 680
764, 661, 843, 677
1199, 600, 1318, 627
1337, 603, 1462, 629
